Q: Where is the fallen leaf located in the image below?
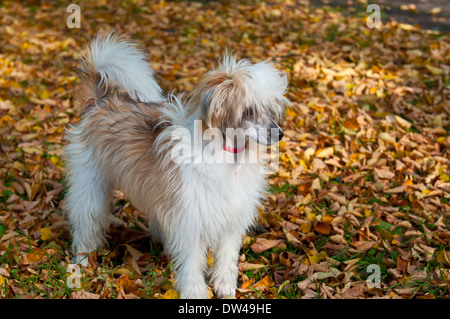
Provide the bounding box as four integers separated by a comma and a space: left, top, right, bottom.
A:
40, 227, 52, 241
343, 284, 363, 299
250, 238, 282, 254
351, 241, 376, 252
253, 275, 274, 291
378, 132, 396, 144
436, 250, 450, 267
314, 221, 331, 235
374, 168, 395, 179
115, 273, 132, 293
316, 147, 334, 158
162, 289, 180, 299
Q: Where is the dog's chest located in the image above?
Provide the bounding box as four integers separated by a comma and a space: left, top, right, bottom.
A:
183, 163, 266, 231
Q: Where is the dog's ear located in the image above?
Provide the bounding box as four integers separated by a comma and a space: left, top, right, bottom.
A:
190, 72, 245, 130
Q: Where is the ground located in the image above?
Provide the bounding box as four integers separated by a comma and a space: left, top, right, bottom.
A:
0, 0, 449, 299
309, 0, 450, 32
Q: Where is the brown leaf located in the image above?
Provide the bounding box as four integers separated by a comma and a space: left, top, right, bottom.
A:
115, 273, 132, 293
253, 275, 274, 291
374, 168, 395, 179
351, 241, 376, 252
343, 284, 364, 299
250, 238, 283, 253
326, 192, 347, 205
343, 117, 359, 130
314, 221, 331, 235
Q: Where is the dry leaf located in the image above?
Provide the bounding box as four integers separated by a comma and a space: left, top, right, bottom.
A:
314, 221, 331, 235
162, 289, 180, 299
250, 238, 283, 254
351, 241, 376, 252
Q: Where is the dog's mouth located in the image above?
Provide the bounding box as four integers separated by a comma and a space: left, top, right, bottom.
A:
242, 125, 284, 146
240, 114, 284, 146
221, 120, 283, 153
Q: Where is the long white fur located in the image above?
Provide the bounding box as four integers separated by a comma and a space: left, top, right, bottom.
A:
65, 33, 288, 298
85, 32, 164, 103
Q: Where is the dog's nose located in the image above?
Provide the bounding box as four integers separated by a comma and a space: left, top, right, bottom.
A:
278, 129, 284, 141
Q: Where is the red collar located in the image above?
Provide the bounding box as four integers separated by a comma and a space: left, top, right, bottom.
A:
223, 144, 247, 153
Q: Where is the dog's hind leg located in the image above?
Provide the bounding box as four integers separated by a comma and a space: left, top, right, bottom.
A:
65, 142, 112, 266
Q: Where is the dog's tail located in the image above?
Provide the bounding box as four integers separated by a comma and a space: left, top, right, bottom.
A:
75, 32, 164, 110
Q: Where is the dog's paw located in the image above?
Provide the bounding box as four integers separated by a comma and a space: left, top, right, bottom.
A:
214, 285, 237, 299
179, 283, 210, 299
73, 251, 90, 267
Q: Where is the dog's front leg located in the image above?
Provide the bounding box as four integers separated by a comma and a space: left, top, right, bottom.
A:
169, 235, 209, 299
209, 231, 242, 298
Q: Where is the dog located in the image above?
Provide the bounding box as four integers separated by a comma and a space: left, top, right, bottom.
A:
64, 32, 290, 298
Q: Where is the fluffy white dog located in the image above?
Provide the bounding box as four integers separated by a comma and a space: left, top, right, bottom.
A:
64, 33, 290, 298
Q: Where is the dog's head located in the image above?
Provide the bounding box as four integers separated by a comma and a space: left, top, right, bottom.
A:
187, 53, 290, 148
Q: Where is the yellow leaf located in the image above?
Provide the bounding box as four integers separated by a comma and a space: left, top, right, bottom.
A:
364, 209, 372, 218
403, 179, 414, 192
50, 156, 60, 166
162, 289, 180, 299
306, 211, 316, 221
285, 107, 297, 118
402, 180, 413, 186
425, 64, 443, 75
40, 227, 52, 241
440, 174, 449, 182
392, 235, 403, 246
280, 154, 289, 163
240, 278, 255, 290
40, 89, 51, 100
436, 250, 450, 267
207, 251, 214, 267
253, 275, 274, 290
299, 159, 307, 169
322, 214, 335, 223
316, 147, 334, 158
306, 250, 321, 264
436, 137, 447, 145
115, 273, 131, 292
0, 275, 7, 288
299, 222, 311, 233
0, 114, 12, 125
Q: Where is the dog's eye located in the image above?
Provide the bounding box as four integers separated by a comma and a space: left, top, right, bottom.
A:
244, 108, 254, 118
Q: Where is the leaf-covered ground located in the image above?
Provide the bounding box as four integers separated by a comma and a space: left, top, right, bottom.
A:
0, 0, 449, 299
